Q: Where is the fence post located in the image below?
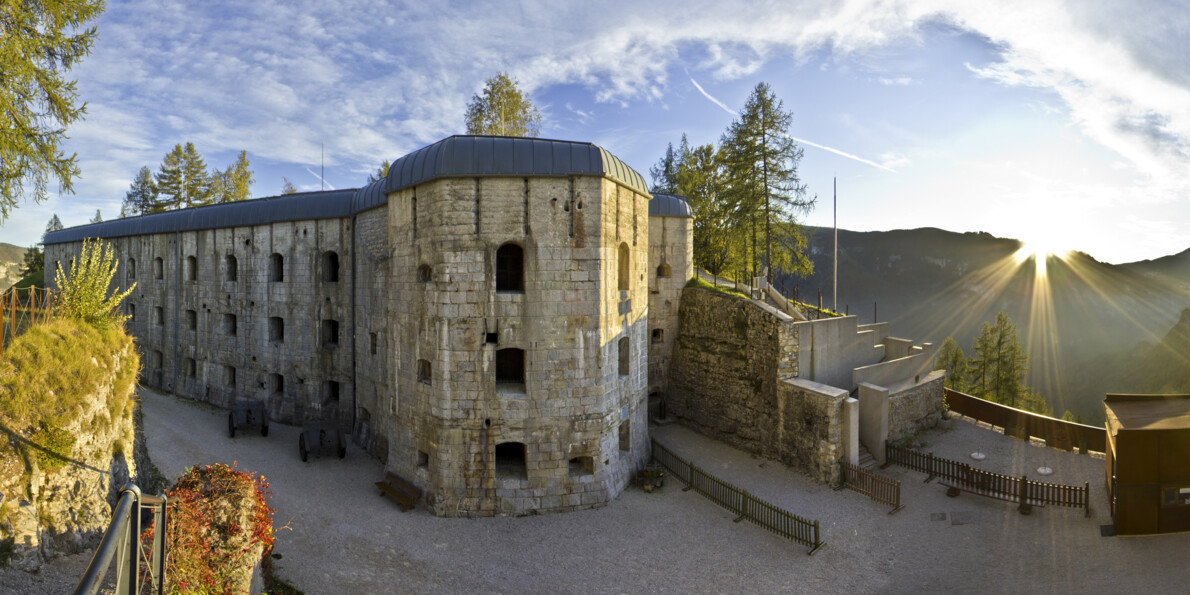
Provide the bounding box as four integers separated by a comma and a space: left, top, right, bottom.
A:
735, 490, 748, 523
807, 520, 824, 555
926, 452, 936, 482
1084, 482, 1091, 518
1018, 475, 1032, 515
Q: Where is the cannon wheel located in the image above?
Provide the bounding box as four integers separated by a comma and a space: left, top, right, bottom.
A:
228, 413, 236, 438
299, 434, 308, 462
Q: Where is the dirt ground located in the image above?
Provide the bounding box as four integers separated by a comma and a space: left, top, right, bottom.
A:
12, 388, 1190, 593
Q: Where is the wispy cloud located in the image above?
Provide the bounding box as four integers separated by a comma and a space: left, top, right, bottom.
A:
688, 77, 738, 115
304, 167, 335, 191
791, 137, 899, 173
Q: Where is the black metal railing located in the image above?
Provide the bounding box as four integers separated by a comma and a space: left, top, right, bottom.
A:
74, 483, 168, 595
651, 439, 824, 554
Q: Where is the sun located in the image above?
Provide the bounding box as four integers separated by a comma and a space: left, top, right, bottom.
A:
1015, 238, 1071, 277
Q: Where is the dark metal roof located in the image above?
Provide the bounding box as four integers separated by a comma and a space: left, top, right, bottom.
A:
649, 193, 693, 218
382, 135, 649, 196
44, 136, 650, 244
44, 190, 355, 244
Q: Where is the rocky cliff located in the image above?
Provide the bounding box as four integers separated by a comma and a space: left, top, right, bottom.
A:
0, 320, 145, 571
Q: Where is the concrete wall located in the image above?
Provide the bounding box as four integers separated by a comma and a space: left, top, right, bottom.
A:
795, 316, 884, 391
853, 344, 938, 393
647, 214, 692, 396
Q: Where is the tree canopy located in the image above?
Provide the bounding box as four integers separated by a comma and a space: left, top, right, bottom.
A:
648, 82, 815, 281
122, 146, 253, 214
465, 72, 542, 137
965, 311, 1048, 414
156, 142, 212, 209
210, 150, 254, 203
0, 0, 104, 222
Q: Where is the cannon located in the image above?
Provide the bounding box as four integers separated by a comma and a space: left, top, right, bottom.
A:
228, 400, 269, 438
298, 420, 346, 462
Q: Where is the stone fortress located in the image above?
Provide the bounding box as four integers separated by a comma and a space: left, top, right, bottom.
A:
44, 134, 941, 517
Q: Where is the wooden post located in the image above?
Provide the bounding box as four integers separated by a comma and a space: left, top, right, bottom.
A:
926, 452, 936, 482
1019, 475, 1032, 514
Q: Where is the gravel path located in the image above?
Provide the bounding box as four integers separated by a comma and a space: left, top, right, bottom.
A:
11, 390, 1190, 593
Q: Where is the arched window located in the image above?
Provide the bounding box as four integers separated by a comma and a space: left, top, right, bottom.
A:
618, 337, 630, 376
225, 254, 237, 281
495, 348, 525, 386
417, 264, 432, 283
270, 253, 284, 282
322, 251, 339, 283
496, 243, 524, 292
185, 255, 197, 281
657, 262, 671, 278
618, 242, 630, 291
417, 359, 432, 385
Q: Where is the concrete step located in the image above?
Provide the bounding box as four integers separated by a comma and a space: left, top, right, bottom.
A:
856, 445, 878, 471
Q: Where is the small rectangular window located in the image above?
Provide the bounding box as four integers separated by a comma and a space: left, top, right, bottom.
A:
369, 332, 377, 355
224, 365, 236, 388
322, 319, 340, 347
271, 373, 284, 395
185, 309, 197, 331
651, 329, 664, 344
569, 456, 593, 477
619, 420, 631, 452
223, 313, 237, 336
154, 306, 164, 327
184, 357, 196, 378
417, 450, 429, 469
269, 317, 284, 342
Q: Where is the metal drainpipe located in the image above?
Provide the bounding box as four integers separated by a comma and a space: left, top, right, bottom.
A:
172, 230, 180, 396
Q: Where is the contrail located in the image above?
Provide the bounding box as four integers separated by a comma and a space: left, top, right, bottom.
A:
304, 167, 335, 190
689, 76, 897, 174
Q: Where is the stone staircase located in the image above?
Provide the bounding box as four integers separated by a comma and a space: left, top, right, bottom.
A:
856, 444, 878, 471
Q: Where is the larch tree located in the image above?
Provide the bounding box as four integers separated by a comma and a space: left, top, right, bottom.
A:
89, 209, 102, 224
281, 178, 297, 195
720, 82, 815, 283
0, 0, 104, 222
43, 213, 63, 242
933, 336, 968, 392
465, 72, 542, 137
211, 150, 254, 203
366, 160, 391, 184
967, 311, 1047, 413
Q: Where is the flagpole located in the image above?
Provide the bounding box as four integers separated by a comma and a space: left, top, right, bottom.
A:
833, 177, 837, 313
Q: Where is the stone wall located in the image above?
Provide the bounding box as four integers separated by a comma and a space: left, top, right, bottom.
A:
666, 287, 799, 456
888, 370, 946, 441
47, 218, 356, 428
646, 214, 692, 396
778, 379, 849, 484
374, 175, 650, 516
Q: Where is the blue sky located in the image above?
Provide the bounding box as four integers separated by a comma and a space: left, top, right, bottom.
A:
3, 0, 1189, 264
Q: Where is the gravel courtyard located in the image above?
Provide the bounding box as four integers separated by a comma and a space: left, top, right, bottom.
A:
14, 388, 1190, 593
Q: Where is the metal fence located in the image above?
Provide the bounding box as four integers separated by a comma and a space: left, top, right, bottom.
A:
944, 389, 1106, 453
838, 462, 904, 514
885, 442, 1090, 516
0, 285, 56, 355
651, 439, 825, 554
74, 483, 168, 595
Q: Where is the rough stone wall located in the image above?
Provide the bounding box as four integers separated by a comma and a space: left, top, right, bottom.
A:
888, 371, 946, 440
666, 287, 799, 457
375, 175, 649, 516
777, 379, 848, 484
47, 218, 356, 428
351, 206, 392, 461
646, 215, 692, 396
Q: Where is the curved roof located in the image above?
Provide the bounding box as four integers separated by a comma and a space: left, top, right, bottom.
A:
649, 193, 693, 218
44, 136, 650, 244
382, 135, 648, 197
44, 190, 355, 244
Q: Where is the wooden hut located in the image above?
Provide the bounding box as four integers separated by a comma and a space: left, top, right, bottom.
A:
1105, 394, 1190, 535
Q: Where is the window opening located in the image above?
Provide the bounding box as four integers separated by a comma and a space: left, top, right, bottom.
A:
322, 251, 339, 282
269, 317, 284, 342
495, 348, 525, 387
651, 329, 664, 344
185, 255, 197, 281
618, 337, 630, 376
495, 442, 527, 480
617, 242, 630, 291
185, 309, 197, 331
322, 319, 339, 347
225, 254, 237, 281
496, 243, 524, 292
224, 313, 237, 336
417, 359, 432, 385
569, 456, 594, 477
270, 253, 284, 282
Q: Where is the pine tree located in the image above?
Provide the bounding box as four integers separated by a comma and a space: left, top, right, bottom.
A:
649, 143, 678, 194
0, 1, 105, 222
89, 209, 102, 224
281, 178, 297, 195
43, 213, 63, 242
156, 143, 211, 210
123, 166, 159, 215
465, 72, 542, 137
933, 337, 968, 392
720, 82, 815, 283
967, 311, 1046, 413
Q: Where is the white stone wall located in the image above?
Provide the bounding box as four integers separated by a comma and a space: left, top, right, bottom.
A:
647, 214, 693, 395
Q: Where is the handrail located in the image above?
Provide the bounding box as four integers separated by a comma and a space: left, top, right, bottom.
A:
74, 483, 168, 595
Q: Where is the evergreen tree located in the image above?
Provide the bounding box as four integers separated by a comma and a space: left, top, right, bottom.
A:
21, 245, 44, 277
281, 178, 297, 195
43, 213, 63, 242
0, 0, 105, 222
122, 165, 159, 215
967, 311, 1047, 413
720, 82, 815, 282
933, 337, 968, 392
366, 160, 391, 184
649, 143, 678, 194
465, 72, 542, 137
89, 209, 102, 224
211, 150, 254, 203
156, 142, 211, 209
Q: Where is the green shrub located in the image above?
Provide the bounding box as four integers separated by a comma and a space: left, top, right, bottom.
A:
685, 275, 750, 300
55, 238, 135, 330
30, 422, 75, 471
